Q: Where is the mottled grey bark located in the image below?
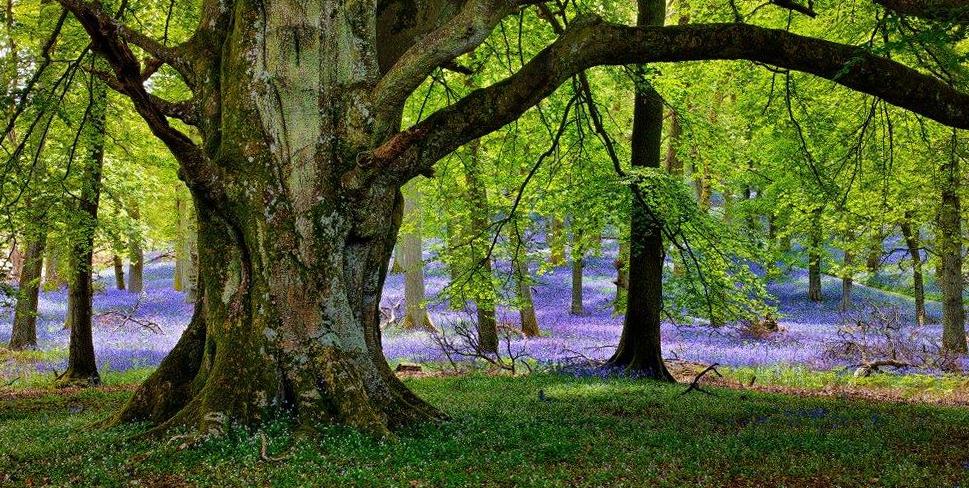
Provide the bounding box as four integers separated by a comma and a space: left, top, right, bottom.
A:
399, 182, 433, 331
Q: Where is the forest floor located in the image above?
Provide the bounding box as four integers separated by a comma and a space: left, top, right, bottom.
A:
2, 374, 969, 487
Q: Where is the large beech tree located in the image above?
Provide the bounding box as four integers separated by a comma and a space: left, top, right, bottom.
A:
47, 0, 969, 435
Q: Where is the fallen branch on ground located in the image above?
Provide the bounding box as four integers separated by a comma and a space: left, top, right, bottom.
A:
260, 432, 292, 462
680, 363, 722, 396
853, 359, 912, 378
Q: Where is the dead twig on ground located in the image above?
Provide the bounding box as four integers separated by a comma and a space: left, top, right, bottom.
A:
680, 363, 722, 396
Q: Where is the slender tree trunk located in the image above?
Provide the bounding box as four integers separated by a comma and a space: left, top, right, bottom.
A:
866, 228, 884, 274
900, 214, 926, 326
614, 240, 629, 314
808, 208, 823, 303
464, 141, 498, 353
113, 255, 125, 290
174, 195, 185, 291
507, 221, 539, 336
127, 205, 144, 293
179, 196, 198, 303
9, 235, 46, 350
8, 241, 22, 283
43, 250, 63, 290
549, 215, 566, 266
606, 0, 674, 381
570, 233, 584, 316
938, 133, 966, 353
841, 248, 853, 312
399, 182, 433, 331
59, 76, 108, 387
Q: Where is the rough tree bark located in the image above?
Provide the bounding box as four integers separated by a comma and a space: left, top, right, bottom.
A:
899, 214, 926, 326
59, 74, 107, 387
399, 182, 434, 331
55, 0, 969, 435
938, 133, 966, 353
9, 235, 46, 350
605, 0, 674, 381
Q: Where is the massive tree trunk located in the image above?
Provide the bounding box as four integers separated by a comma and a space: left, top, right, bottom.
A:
606, 0, 673, 381
808, 208, 823, 303
399, 182, 433, 331
127, 204, 144, 293
899, 214, 926, 326
9, 234, 46, 350
938, 134, 966, 353
59, 76, 107, 387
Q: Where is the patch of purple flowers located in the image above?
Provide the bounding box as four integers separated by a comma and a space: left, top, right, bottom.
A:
0, 246, 956, 380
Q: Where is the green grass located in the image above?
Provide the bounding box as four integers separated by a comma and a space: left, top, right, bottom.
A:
2, 373, 969, 487
722, 364, 969, 395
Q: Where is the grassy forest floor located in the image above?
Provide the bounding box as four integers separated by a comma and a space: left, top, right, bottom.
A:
2, 374, 969, 487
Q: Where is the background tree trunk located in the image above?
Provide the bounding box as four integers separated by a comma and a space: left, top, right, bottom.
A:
508, 221, 539, 336
900, 214, 926, 325
43, 249, 63, 290
841, 248, 853, 312
570, 232, 584, 316
127, 204, 144, 294
399, 182, 434, 331
59, 75, 107, 387
549, 216, 566, 266
9, 235, 46, 350
464, 141, 498, 353
938, 133, 966, 353
614, 240, 629, 314
113, 255, 125, 290
808, 208, 823, 303
606, 0, 674, 381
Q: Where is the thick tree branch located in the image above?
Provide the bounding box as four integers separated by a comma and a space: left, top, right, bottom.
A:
874, 0, 969, 22
57, 0, 222, 206
360, 17, 969, 186
373, 0, 538, 121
